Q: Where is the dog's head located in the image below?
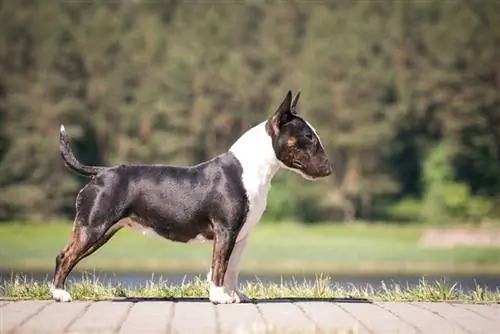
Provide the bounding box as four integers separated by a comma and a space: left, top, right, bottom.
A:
266, 90, 332, 180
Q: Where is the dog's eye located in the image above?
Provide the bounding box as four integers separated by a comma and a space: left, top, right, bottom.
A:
305, 133, 314, 142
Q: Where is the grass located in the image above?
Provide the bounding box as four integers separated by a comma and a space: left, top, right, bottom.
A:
1, 221, 500, 275
1, 273, 499, 303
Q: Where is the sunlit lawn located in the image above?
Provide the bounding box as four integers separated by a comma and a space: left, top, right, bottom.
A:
3, 274, 499, 302
0, 221, 499, 275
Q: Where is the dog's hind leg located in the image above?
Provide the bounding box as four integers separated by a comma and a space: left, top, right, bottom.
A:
50, 220, 122, 302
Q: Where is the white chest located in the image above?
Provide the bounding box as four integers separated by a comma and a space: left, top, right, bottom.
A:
236, 175, 272, 242
228, 122, 281, 242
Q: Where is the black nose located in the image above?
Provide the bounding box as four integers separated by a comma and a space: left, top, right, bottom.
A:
326, 164, 332, 176
323, 162, 333, 176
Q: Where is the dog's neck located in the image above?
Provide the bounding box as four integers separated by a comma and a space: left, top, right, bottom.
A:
229, 121, 281, 189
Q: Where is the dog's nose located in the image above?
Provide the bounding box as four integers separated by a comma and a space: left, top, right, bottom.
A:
322, 162, 333, 177
325, 165, 332, 176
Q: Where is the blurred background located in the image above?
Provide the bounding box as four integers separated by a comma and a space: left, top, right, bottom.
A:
0, 0, 499, 291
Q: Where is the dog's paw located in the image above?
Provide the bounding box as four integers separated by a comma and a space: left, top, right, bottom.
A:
231, 289, 250, 303
50, 287, 72, 302
209, 286, 236, 304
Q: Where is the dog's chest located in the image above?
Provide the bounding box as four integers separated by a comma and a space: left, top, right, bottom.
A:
237, 177, 271, 241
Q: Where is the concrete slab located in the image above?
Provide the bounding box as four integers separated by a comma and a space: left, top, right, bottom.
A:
257, 301, 316, 332
217, 303, 266, 334
295, 301, 362, 333
341, 302, 418, 334
119, 301, 174, 334
67, 301, 132, 333
0, 301, 51, 333
380, 302, 468, 334
418, 302, 497, 333
17, 301, 91, 333
169, 301, 217, 334
454, 303, 500, 322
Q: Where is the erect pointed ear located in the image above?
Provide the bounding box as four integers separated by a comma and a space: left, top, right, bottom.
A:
291, 90, 301, 114
267, 90, 293, 135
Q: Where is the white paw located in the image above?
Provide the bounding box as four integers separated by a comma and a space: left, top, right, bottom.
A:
231, 289, 250, 303
209, 286, 236, 304
51, 288, 72, 302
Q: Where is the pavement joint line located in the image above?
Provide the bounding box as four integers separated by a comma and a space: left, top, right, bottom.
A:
9, 301, 52, 334
453, 303, 498, 322
410, 302, 472, 334
292, 301, 321, 332
165, 300, 176, 334
253, 300, 269, 329
62, 302, 93, 334
214, 303, 221, 334
334, 302, 372, 334
374, 302, 421, 334
115, 301, 135, 334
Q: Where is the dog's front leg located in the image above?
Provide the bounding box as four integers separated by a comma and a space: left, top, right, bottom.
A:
206, 235, 250, 303
224, 235, 250, 302
209, 225, 238, 304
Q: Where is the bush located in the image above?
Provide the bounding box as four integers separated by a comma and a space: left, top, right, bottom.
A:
420, 142, 493, 224
387, 197, 422, 222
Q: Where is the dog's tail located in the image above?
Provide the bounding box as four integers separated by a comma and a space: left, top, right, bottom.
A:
59, 124, 105, 177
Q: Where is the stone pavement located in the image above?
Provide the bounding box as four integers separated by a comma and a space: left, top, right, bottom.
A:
0, 298, 499, 333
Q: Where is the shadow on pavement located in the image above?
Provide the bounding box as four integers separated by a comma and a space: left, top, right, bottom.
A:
110, 296, 372, 304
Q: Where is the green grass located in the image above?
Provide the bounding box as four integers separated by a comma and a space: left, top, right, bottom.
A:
1, 274, 499, 303
1, 221, 500, 275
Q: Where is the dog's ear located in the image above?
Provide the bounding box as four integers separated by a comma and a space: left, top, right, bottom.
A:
268, 90, 294, 135
291, 90, 301, 114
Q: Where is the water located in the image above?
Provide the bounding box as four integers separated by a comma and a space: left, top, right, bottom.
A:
2, 271, 499, 293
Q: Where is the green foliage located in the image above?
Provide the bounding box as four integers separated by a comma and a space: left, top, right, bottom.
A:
0, 1, 499, 222
421, 143, 493, 224
387, 197, 422, 222
263, 176, 296, 222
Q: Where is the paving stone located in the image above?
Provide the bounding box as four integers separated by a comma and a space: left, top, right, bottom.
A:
217, 303, 266, 334
417, 302, 497, 333
340, 302, 417, 334
1, 300, 499, 334
257, 301, 316, 332
118, 301, 174, 334
0, 301, 51, 333
454, 303, 500, 322
169, 301, 217, 334
295, 301, 362, 333
17, 301, 91, 333
380, 302, 468, 334
68, 301, 132, 333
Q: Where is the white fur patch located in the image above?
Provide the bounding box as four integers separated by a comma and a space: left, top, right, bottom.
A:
229, 122, 281, 242
51, 288, 72, 302
209, 285, 235, 304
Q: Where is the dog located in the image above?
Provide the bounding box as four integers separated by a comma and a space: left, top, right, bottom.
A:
51, 90, 332, 304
